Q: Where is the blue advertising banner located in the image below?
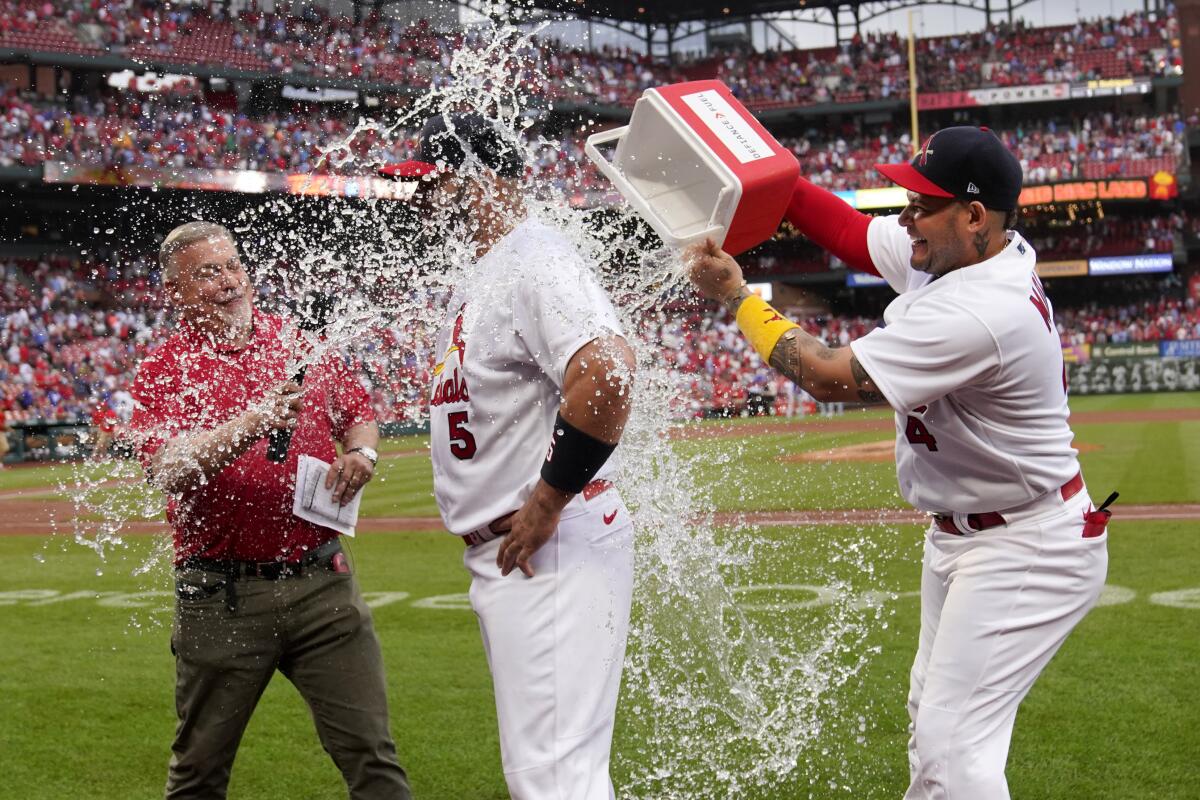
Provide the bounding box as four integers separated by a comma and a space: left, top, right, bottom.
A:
1160, 340, 1200, 358
1088, 253, 1173, 276
846, 272, 889, 287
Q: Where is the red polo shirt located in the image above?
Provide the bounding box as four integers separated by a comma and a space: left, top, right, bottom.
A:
130, 311, 374, 564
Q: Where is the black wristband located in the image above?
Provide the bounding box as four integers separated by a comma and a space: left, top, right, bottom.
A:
540, 413, 617, 494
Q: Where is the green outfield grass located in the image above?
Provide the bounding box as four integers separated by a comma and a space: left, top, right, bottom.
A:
0, 392, 1197, 799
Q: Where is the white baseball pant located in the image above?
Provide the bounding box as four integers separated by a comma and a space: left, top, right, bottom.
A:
464, 488, 635, 800
904, 484, 1109, 800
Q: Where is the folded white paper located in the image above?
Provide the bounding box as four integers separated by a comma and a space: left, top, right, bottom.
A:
292, 455, 361, 537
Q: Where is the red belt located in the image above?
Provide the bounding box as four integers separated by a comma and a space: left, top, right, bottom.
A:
461, 479, 613, 547
932, 471, 1083, 536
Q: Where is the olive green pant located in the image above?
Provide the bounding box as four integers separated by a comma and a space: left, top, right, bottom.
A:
165, 552, 411, 800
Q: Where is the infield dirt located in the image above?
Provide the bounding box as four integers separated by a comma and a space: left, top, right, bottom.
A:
4, 404, 1197, 535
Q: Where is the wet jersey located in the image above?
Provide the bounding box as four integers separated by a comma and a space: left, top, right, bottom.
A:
429, 216, 624, 535
849, 215, 1079, 514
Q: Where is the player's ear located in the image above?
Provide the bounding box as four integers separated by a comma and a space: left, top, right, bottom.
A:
965, 200, 989, 232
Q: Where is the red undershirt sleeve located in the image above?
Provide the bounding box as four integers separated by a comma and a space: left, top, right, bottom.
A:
783, 175, 879, 276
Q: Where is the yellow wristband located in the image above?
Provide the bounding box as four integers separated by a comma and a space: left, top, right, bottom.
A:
735, 293, 800, 362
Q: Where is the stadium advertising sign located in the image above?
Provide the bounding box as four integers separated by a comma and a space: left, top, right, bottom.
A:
43, 162, 270, 193
844, 180, 1158, 211
43, 162, 409, 201
1068, 355, 1200, 394
846, 272, 889, 288
1088, 253, 1173, 276
1069, 77, 1153, 98
918, 82, 1069, 110
1150, 170, 1179, 200
1161, 340, 1200, 358
1091, 343, 1162, 359
106, 70, 198, 94
1018, 179, 1149, 206
282, 85, 358, 103
1036, 259, 1089, 279
834, 186, 909, 211
1061, 344, 1090, 364
919, 78, 1150, 110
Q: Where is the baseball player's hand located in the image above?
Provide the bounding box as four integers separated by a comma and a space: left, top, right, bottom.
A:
325, 451, 374, 505
684, 238, 745, 302
496, 482, 572, 578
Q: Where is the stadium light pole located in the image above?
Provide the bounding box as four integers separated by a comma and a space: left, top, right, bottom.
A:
908, 9, 920, 156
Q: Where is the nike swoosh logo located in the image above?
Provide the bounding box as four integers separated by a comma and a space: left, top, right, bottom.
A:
603, 510, 618, 525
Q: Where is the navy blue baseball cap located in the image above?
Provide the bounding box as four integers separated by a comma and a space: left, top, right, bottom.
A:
380, 112, 524, 181
876, 126, 1023, 211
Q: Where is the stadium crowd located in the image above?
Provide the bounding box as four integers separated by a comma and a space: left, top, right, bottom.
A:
0, 84, 619, 208
0, 2, 1183, 110
4, 250, 1196, 433
0, 85, 416, 173
1, 84, 1188, 196
1021, 211, 1189, 261
780, 111, 1188, 192
0, 3, 1194, 449
692, 10, 1181, 107
1, 254, 160, 427
1057, 296, 1200, 345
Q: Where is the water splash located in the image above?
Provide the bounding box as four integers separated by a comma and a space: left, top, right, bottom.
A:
53, 3, 903, 795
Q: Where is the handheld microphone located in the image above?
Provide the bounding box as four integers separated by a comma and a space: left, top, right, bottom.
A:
265, 363, 307, 463
265, 292, 334, 463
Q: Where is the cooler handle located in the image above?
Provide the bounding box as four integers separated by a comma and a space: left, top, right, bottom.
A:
585, 127, 725, 250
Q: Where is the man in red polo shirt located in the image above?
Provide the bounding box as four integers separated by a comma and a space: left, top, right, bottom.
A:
130, 221, 410, 800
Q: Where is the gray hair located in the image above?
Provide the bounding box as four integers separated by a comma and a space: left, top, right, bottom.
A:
159, 221, 237, 281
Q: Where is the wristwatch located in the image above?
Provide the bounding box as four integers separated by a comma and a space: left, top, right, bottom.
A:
347, 446, 378, 466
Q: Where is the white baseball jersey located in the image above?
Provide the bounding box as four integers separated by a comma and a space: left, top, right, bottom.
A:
429, 216, 624, 535
849, 215, 1080, 513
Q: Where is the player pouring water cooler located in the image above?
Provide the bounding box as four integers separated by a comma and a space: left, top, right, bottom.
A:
594, 86, 1115, 800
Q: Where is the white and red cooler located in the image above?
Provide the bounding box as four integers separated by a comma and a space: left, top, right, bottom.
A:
585, 80, 799, 256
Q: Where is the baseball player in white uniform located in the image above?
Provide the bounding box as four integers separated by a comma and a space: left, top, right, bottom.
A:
386, 113, 637, 800
686, 126, 1112, 800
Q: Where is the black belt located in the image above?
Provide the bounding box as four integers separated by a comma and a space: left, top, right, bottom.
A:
179, 538, 343, 580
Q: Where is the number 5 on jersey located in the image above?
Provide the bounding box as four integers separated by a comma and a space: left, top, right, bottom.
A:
448, 411, 477, 459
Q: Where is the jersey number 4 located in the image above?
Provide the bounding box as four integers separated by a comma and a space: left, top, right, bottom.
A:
904, 416, 938, 451
448, 411, 477, 460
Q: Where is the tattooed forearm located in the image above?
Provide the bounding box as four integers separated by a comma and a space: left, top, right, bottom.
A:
722, 282, 753, 317
850, 355, 885, 404
972, 229, 990, 259
763, 329, 883, 405
769, 329, 839, 389
768, 329, 803, 385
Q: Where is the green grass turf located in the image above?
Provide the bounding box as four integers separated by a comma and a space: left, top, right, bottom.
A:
0, 531, 504, 800
1, 520, 1196, 799
1, 392, 1197, 798
0, 461, 75, 493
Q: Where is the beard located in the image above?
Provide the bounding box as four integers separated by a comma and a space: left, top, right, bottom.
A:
193, 295, 253, 345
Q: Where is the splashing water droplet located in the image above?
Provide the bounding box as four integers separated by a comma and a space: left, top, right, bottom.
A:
46, 7, 902, 796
